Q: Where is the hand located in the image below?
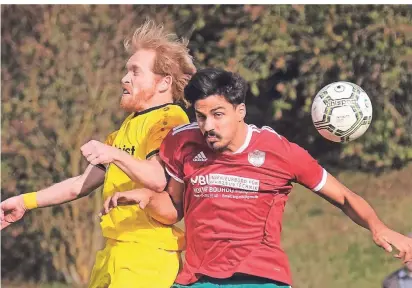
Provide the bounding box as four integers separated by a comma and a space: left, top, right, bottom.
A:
100, 190, 154, 216
80, 140, 119, 166
372, 227, 412, 263
0, 195, 27, 230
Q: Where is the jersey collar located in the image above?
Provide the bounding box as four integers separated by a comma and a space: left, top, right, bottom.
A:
233, 124, 253, 154
133, 103, 175, 118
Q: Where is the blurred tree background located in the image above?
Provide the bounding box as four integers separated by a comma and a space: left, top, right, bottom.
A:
1, 4, 411, 288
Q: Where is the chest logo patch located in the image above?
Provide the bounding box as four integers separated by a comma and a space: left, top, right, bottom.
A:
248, 150, 265, 167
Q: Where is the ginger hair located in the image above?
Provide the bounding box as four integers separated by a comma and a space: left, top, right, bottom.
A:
124, 20, 196, 107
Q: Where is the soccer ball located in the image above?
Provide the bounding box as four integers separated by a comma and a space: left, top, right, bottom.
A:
311, 81, 373, 143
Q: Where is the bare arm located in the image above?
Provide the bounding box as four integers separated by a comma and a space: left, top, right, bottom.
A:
112, 153, 167, 193
80, 140, 167, 192
317, 173, 385, 232
1, 164, 105, 229
36, 164, 105, 207
316, 172, 412, 262
101, 178, 185, 225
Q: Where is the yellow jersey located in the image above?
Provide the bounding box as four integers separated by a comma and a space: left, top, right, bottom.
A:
99, 103, 189, 251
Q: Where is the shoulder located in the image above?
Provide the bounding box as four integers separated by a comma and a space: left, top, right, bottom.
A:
160, 122, 203, 164
249, 124, 313, 162
150, 104, 188, 120
104, 130, 119, 146
250, 125, 283, 139
129, 104, 188, 132
165, 104, 188, 115
147, 104, 189, 128
249, 125, 294, 151
161, 122, 202, 149
170, 122, 202, 139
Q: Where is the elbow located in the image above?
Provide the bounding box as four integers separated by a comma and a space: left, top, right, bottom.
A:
156, 214, 179, 225
69, 177, 86, 198
155, 210, 180, 225
161, 217, 179, 226
162, 209, 180, 225
149, 179, 167, 193
68, 186, 82, 199
151, 165, 168, 193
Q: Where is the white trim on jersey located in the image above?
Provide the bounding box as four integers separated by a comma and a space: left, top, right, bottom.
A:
234, 125, 253, 154
165, 167, 184, 183
249, 124, 282, 139
262, 126, 282, 139
172, 122, 199, 135
313, 168, 328, 192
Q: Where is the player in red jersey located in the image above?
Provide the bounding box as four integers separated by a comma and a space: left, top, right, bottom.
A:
101, 68, 412, 287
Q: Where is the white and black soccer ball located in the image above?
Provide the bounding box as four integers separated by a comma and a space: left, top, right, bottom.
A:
311, 81, 373, 143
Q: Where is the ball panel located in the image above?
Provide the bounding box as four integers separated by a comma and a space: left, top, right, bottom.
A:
311, 96, 327, 123
326, 82, 355, 100
348, 122, 371, 141
329, 106, 357, 131
357, 92, 373, 117
311, 81, 372, 143
318, 127, 342, 142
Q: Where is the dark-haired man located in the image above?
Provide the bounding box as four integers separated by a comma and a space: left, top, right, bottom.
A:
102, 68, 412, 288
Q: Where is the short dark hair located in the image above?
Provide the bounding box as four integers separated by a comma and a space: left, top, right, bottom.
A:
184, 68, 248, 106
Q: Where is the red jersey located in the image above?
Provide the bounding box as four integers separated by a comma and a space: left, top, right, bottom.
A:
160, 123, 326, 285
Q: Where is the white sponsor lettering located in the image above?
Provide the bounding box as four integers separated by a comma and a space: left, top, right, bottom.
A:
190, 173, 260, 192
209, 174, 260, 191
191, 175, 210, 185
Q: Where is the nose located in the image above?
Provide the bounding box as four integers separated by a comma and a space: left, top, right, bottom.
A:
204, 117, 215, 134
121, 72, 131, 85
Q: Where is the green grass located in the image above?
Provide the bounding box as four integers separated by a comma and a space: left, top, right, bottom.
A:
282, 165, 412, 288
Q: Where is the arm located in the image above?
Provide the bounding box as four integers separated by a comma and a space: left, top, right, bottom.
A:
112, 153, 167, 192
36, 164, 106, 207
81, 141, 167, 192
283, 139, 412, 263
80, 110, 189, 193
316, 172, 412, 263
317, 173, 385, 232
1, 164, 105, 229
101, 178, 185, 225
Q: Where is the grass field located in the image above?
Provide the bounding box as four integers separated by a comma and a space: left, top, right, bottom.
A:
283, 165, 412, 288
3, 164, 411, 288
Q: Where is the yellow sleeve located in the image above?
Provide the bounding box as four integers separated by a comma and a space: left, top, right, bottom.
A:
104, 130, 118, 146
145, 106, 189, 159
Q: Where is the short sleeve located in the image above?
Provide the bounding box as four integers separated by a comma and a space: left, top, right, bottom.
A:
159, 127, 187, 183
145, 106, 189, 160
288, 142, 327, 191
95, 131, 118, 171
104, 131, 118, 146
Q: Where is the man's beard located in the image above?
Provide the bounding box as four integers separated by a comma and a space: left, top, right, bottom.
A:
120, 87, 155, 112
205, 130, 227, 152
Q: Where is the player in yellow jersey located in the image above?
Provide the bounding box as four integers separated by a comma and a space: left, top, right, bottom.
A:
0, 20, 196, 288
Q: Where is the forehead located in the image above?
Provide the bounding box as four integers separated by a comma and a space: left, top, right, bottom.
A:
194, 95, 233, 113
126, 49, 156, 70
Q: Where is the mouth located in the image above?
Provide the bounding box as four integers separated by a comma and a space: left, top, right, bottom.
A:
122, 87, 131, 96
206, 136, 219, 143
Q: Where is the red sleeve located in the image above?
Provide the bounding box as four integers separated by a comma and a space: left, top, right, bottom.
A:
159, 128, 185, 183
287, 142, 327, 191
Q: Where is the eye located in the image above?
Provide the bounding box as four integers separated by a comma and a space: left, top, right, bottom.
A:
196, 114, 206, 121
214, 112, 224, 118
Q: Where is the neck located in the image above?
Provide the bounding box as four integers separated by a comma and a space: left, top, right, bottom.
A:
225, 122, 249, 153
136, 93, 174, 112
